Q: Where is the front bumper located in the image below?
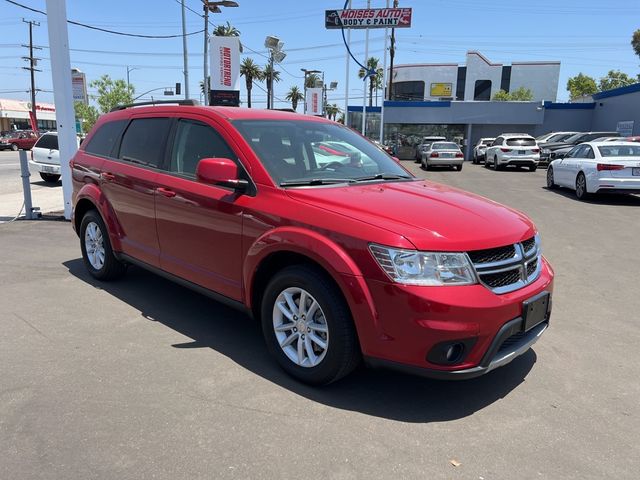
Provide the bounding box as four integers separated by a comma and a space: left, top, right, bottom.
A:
359, 257, 554, 379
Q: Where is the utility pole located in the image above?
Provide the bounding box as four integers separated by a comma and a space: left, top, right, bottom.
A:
388, 0, 399, 102
203, 2, 210, 105
181, 0, 190, 99
22, 19, 41, 131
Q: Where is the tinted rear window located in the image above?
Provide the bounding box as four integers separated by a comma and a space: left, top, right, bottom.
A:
598, 145, 640, 157
119, 118, 172, 168
506, 138, 536, 147
84, 120, 127, 157
34, 134, 58, 150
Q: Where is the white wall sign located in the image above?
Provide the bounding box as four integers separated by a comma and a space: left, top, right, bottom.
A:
306, 88, 323, 116
616, 120, 634, 137
210, 36, 240, 91
71, 70, 87, 104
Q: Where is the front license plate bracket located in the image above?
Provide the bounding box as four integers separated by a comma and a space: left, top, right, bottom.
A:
522, 292, 550, 332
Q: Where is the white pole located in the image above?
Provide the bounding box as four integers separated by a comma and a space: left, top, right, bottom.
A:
45, 0, 76, 220
181, 0, 190, 99
344, 0, 351, 125
379, 0, 389, 143
361, 0, 370, 136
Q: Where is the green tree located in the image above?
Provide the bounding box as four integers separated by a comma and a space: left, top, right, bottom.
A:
492, 89, 511, 101
240, 58, 263, 108
566, 73, 598, 100
285, 85, 304, 111
598, 70, 636, 91
305, 73, 321, 89
263, 64, 281, 109
212, 21, 240, 37
90, 75, 134, 113
632, 29, 640, 59
358, 57, 384, 107
325, 103, 340, 121
74, 101, 98, 133
509, 87, 534, 101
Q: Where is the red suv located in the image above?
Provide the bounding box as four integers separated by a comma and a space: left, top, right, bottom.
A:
71, 101, 554, 385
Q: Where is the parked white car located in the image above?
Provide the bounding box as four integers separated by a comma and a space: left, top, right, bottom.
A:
547, 141, 640, 200
422, 141, 464, 171
472, 137, 495, 164
484, 134, 540, 171
30, 132, 60, 183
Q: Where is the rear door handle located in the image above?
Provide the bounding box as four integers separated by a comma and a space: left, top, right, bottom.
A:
101, 172, 116, 182
156, 187, 177, 198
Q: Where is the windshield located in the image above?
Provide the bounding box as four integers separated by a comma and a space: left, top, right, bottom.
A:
233, 120, 412, 186
481, 139, 494, 146
432, 142, 459, 150
597, 145, 640, 157
546, 133, 573, 143
564, 133, 586, 144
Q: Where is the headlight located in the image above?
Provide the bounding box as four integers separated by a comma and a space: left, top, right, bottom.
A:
369, 244, 477, 286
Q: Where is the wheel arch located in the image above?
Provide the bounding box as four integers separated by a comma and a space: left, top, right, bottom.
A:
73, 184, 123, 251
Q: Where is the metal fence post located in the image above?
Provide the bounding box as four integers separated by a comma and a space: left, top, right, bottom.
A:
18, 150, 34, 220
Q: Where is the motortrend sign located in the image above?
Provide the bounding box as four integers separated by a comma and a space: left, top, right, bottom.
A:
325, 8, 412, 29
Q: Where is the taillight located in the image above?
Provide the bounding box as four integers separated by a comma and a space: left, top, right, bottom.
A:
430, 152, 439, 158
500, 148, 510, 152
455, 153, 463, 158
597, 163, 624, 171
532, 148, 540, 153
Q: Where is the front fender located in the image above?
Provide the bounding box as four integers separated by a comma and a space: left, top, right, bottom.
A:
244, 227, 381, 347
75, 183, 124, 252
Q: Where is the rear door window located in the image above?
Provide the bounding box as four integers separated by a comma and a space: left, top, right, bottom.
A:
84, 120, 127, 158
119, 118, 172, 168
35, 134, 58, 150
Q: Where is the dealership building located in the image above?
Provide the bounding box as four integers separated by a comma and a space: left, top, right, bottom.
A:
391, 51, 560, 102
0, 98, 57, 132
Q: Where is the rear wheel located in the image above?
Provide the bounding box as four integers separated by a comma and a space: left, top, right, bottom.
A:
456, 164, 463, 171
575, 172, 589, 200
80, 210, 127, 280
261, 265, 360, 385
546, 167, 557, 189
39, 172, 60, 183
11, 143, 18, 151
529, 165, 537, 172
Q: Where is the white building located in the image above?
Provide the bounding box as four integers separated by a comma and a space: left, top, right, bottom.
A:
390, 51, 560, 102
0, 98, 57, 132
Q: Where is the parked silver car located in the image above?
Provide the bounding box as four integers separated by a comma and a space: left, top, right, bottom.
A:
422, 141, 464, 171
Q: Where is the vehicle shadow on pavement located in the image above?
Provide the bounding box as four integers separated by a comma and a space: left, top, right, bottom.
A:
64, 258, 536, 423
543, 187, 640, 206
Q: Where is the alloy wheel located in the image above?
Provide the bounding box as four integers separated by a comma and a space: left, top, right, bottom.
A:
84, 221, 106, 270
272, 287, 329, 368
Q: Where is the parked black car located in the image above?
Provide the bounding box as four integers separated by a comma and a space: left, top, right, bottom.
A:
541, 131, 619, 164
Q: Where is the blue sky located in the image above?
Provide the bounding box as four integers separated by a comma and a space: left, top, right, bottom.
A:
1, 0, 639, 110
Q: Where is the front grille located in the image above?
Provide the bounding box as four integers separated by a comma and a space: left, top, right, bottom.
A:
522, 237, 536, 253
481, 268, 522, 288
467, 245, 516, 264
497, 331, 528, 353
468, 235, 541, 294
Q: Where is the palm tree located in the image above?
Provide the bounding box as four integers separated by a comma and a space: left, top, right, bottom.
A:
305, 73, 321, 89
263, 64, 281, 109
325, 103, 340, 121
285, 85, 304, 111
212, 21, 240, 37
240, 58, 262, 108
358, 57, 384, 107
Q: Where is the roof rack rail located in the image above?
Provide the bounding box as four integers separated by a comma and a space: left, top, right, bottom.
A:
110, 99, 200, 112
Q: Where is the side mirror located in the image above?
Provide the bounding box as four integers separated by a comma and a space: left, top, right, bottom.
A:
196, 157, 248, 191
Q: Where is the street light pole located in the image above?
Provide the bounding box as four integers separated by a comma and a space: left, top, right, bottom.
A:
181, 0, 190, 99
203, 1, 210, 106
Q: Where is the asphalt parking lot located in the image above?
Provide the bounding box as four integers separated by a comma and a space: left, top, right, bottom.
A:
1, 160, 639, 479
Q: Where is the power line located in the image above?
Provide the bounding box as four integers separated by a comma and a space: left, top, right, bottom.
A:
5, 0, 204, 38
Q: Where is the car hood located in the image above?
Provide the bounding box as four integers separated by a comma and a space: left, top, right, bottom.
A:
286, 180, 536, 251
542, 141, 575, 150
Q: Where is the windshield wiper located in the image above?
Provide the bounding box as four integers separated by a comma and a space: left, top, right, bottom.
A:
353, 173, 413, 182
280, 178, 357, 187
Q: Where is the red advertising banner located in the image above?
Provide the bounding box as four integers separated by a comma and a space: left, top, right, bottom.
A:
325, 8, 412, 29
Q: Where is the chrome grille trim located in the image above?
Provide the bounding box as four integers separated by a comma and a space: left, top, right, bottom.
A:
469, 235, 541, 294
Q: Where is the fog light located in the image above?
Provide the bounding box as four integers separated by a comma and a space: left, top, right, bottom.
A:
445, 343, 464, 362
427, 338, 477, 366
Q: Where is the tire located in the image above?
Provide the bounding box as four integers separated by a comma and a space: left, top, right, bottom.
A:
456, 164, 463, 171
39, 172, 60, 183
80, 209, 127, 281
546, 167, 557, 189
11, 143, 18, 151
575, 172, 589, 201
493, 156, 500, 170
529, 165, 537, 172
261, 265, 360, 385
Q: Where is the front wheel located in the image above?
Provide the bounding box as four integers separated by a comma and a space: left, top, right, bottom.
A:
546, 167, 557, 189
261, 265, 360, 385
39, 172, 60, 183
11, 143, 18, 151
80, 210, 127, 280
